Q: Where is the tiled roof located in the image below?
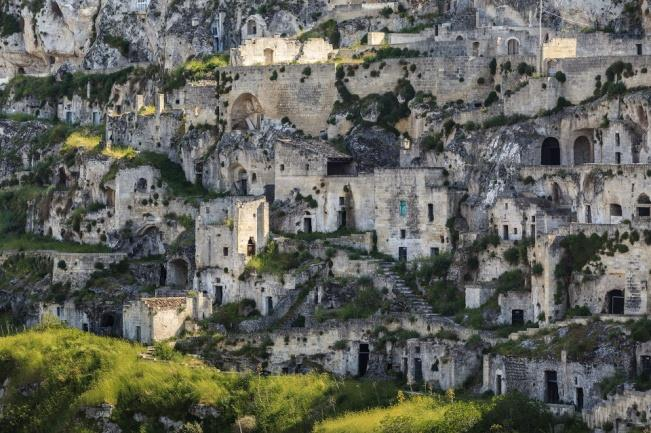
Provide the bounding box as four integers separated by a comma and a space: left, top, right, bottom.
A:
142, 297, 187, 311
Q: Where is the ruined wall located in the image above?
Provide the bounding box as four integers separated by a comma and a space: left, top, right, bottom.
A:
51, 252, 127, 288
222, 64, 338, 135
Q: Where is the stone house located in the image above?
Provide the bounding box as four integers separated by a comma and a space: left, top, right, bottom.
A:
195, 196, 269, 306
122, 294, 212, 344
482, 351, 620, 413
393, 338, 482, 389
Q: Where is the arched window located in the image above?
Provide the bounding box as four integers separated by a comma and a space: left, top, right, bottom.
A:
135, 177, 148, 192
247, 19, 257, 36
541, 137, 560, 165
507, 39, 519, 55
456, 35, 464, 41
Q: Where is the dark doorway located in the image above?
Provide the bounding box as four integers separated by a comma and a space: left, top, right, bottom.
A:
512, 309, 524, 325
503, 225, 509, 240
414, 358, 423, 383
195, 162, 204, 185
402, 357, 408, 376
159, 264, 167, 286
607, 289, 625, 314
428, 204, 434, 222
82, 323, 89, 332
398, 247, 407, 261
136, 325, 141, 343
641, 355, 651, 375
214, 286, 223, 306
266, 296, 273, 315
247, 237, 256, 256
496, 374, 502, 395
303, 217, 313, 233
541, 137, 561, 165
358, 343, 370, 376
338, 210, 347, 229
545, 370, 559, 403
576, 387, 584, 411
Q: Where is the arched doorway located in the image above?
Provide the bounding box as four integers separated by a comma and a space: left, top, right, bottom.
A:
231, 93, 264, 130
264, 48, 274, 65
167, 259, 189, 289
472, 41, 480, 56
551, 182, 562, 204
606, 289, 624, 314
573, 136, 593, 165
238, 169, 248, 195
507, 39, 519, 55
541, 137, 561, 165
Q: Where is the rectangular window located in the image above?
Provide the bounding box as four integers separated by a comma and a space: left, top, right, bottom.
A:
430, 247, 440, 257
514, 227, 518, 235
428, 204, 434, 222
280, 164, 285, 172
339, 196, 345, 206
398, 247, 407, 261
637, 43, 643, 55
399, 200, 407, 216
503, 225, 509, 240
615, 133, 620, 146
223, 247, 229, 256
400, 229, 406, 239
616, 152, 621, 164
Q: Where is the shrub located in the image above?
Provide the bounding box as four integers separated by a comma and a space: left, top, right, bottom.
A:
631, 318, 651, 342
503, 247, 520, 265
484, 91, 499, 107
517, 62, 535, 76
532, 262, 543, 275
302, 66, 312, 77
495, 270, 525, 293
554, 71, 566, 83
105, 34, 130, 57
57, 260, 67, 270
270, 70, 278, 81
380, 6, 393, 17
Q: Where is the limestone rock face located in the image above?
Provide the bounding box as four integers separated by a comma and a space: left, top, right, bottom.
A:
344, 125, 399, 172
0, 0, 100, 77
268, 10, 301, 36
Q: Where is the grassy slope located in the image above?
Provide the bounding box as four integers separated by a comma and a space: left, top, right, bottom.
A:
0, 327, 397, 433
0, 327, 585, 433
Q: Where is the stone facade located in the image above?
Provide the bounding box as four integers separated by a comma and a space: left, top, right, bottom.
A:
122, 294, 212, 344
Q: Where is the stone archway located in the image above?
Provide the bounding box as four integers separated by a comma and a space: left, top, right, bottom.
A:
231, 93, 263, 131
167, 258, 189, 289
573, 136, 593, 165
605, 289, 625, 314
541, 137, 561, 165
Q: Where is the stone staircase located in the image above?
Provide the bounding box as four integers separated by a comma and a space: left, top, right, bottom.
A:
379, 262, 437, 320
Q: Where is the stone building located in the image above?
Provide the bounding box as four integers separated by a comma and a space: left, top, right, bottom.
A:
122, 294, 212, 344
230, 37, 334, 66
394, 338, 481, 389
195, 196, 269, 306
482, 351, 621, 413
